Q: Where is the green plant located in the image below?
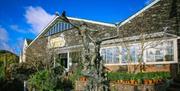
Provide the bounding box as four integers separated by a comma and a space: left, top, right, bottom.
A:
68, 63, 83, 85
0, 62, 5, 80
28, 69, 57, 91
107, 71, 170, 84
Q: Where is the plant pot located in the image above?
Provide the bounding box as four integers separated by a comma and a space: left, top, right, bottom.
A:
130, 80, 135, 85
79, 77, 86, 81
153, 79, 158, 84
143, 79, 149, 85
148, 80, 153, 85
122, 80, 126, 84
134, 80, 138, 85
119, 80, 123, 84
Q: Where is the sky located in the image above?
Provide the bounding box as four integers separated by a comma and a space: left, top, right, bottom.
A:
0, 0, 152, 54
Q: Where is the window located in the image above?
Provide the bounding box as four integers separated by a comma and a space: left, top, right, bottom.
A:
146, 40, 174, 62
100, 40, 176, 65
101, 47, 120, 64
45, 22, 73, 36
121, 44, 140, 64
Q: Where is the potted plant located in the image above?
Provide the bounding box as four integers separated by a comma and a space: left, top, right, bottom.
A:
130, 74, 136, 85
147, 73, 153, 85
142, 72, 149, 85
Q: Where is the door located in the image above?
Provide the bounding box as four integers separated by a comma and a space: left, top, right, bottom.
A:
59, 53, 68, 69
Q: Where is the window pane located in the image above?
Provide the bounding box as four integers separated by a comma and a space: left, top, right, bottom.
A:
146, 48, 155, 62
106, 48, 113, 64
101, 49, 106, 63
113, 47, 120, 63
130, 45, 137, 62
62, 23, 65, 31
164, 41, 174, 61
57, 23, 60, 32
146, 41, 174, 62
64, 23, 67, 30
121, 48, 128, 63
60, 22, 63, 31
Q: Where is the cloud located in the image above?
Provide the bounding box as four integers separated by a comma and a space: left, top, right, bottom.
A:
24, 6, 54, 34
0, 26, 8, 42
0, 26, 13, 52
10, 24, 27, 33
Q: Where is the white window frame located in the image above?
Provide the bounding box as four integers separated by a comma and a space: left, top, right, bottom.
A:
100, 46, 121, 65
145, 38, 178, 65
101, 38, 178, 66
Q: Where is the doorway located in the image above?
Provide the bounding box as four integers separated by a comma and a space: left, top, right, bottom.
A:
58, 53, 68, 69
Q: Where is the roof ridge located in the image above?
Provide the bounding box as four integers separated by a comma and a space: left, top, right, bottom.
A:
118, 0, 160, 27
67, 17, 116, 27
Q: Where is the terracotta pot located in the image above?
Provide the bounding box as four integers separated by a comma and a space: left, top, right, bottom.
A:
116, 80, 120, 83
152, 79, 157, 84
119, 80, 123, 83
148, 80, 153, 84
128, 80, 131, 84
80, 77, 87, 81
130, 80, 135, 84
143, 79, 149, 85
134, 81, 138, 85
122, 80, 126, 84
84, 77, 87, 81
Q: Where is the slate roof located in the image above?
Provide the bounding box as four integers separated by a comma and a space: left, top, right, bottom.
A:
118, 0, 180, 37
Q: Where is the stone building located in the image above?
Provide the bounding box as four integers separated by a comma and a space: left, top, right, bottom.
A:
20, 0, 180, 75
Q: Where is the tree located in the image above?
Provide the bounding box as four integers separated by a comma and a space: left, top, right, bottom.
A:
61, 12, 118, 91
117, 13, 173, 73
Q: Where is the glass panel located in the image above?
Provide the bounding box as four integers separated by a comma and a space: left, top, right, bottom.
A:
62, 23, 65, 31
60, 22, 63, 31
146, 48, 155, 62
130, 45, 136, 62
106, 48, 113, 64
155, 49, 163, 62
64, 23, 67, 30
50, 28, 53, 35
68, 24, 71, 29
54, 24, 57, 33
101, 49, 106, 63
121, 47, 128, 63
53, 26, 55, 34
57, 23, 60, 32
164, 41, 174, 61
146, 41, 174, 62
113, 47, 120, 63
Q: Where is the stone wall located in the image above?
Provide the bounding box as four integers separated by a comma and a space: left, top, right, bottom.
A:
109, 83, 167, 91
119, 0, 180, 37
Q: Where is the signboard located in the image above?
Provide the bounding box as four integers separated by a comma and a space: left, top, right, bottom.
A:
49, 37, 65, 48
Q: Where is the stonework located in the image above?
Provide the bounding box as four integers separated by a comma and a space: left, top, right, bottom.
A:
119, 0, 180, 37
24, 0, 179, 75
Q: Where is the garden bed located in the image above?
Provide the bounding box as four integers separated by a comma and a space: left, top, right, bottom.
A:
110, 82, 167, 91
107, 72, 170, 85
75, 72, 170, 91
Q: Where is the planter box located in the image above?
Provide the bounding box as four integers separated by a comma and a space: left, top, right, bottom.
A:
75, 80, 167, 91
110, 82, 167, 91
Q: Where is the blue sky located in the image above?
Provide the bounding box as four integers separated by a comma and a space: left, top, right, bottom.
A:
0, 0, 152, 54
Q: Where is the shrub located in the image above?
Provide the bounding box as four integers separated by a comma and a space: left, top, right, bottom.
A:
28, 69, 57, 91
107, 72, 170, 81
